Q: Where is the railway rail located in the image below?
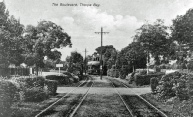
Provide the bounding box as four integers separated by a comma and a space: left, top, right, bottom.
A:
34, 76, 94, 117
109, 79, 133, 117
108, 78, 168, 117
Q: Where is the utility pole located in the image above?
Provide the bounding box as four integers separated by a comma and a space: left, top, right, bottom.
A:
83, 48, 88, 75
95, 27, 109, 80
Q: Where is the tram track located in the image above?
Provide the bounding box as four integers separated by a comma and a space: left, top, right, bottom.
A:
34, 76, 94, 117
108, 78, 168, 117
108, 79, 133, 117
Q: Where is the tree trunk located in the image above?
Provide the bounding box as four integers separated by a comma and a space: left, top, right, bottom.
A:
35, 64, 39, 76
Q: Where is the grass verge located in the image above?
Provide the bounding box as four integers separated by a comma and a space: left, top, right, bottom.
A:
74, 94, 132, 117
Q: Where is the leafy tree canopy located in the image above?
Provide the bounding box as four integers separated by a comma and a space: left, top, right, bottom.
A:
134, 19, 171, 65
66, 51, 83, 75
0, 2, 25, 66
23, 21, 72, 68
171, 8, 193, 46
95, 45, 117, 69
116, 42, 146, 70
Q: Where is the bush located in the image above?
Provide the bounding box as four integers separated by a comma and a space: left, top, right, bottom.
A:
63, 71, 73, 77
107, 69, 113, 77
157, 71, 192, 100
139, 70, 147, 75
14, 76, 45, 89
46, 73, 79, 84
187, 60, 193, 71
154, 66, 161, 72
134, 72, 165, 86
150, 77, 159, 93
46, 75, 71, 85
78, 74, 83, 81
22, 87, 49, 102
45, 80, 58, 95
72, 75, 79, 83
0, 80, 20, 116
115, 70, 119, 78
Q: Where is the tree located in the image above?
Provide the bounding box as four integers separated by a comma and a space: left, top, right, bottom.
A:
171, 8, 193, 65
23, 21, 72, 75
125, 42, 147, 70
95, 45, 117, 69
116, 42, 146, 75
66, 51, 83, 75
134, 19, 171, 65
0, 1, 25, 67
171, 9, 193, 47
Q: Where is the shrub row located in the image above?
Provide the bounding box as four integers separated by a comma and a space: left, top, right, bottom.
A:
0, 76, 60, 115
14, 76, 45, 89
0, 80, 20, 116
13, 76, 58, 101
150, 77, 159, 93
156, 71, 193, 100
45, 79, 58, 95
22, 87, 49, 102
46, 75, 72, 85
134, 72, 165, 86
45, 72, 79, 85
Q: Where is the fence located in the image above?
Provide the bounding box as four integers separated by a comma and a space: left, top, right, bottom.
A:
0, 67, 32, 77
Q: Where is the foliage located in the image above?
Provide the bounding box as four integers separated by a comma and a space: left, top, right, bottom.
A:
119, 65, 129, 79
116, 42, 146, 76
171, 9, 193, 47
134, 72, 165, 86
187, 60, 193, 71
66, 51, 83, 75
14, 76, 45, 89
0, 2, 25, 67
134, 19, 171, 65
45, 72, 79, 85
170, 9, 193, 64
23, 21, 72, 74
124, 42, 147, 69
0, 80, 20, 116
22, 87, 49, 102
45, 75, 71, 85
154, 65, 161, 72
150, 77, 159, 93
157, 72, 191, 100
95, 45, 117, 69
45, 79, 58, 95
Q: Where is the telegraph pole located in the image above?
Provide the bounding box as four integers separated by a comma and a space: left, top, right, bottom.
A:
83, 48, 88, 75
95, 27, 109, 80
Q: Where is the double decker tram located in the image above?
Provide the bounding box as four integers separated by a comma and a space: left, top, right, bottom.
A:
87, 61, 100, 75
87, 53, 100, 75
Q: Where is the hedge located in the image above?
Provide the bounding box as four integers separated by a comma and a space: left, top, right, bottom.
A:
45, 75, 72, 85
14, 76, 45, 89
22, 87, 49, 102
150, 77, 159, 93
45, 79, 58, 95
0, 80, 20, 116
134, 72, 165, 86
157, 72, 193, 100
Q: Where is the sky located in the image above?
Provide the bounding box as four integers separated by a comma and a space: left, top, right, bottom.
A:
3, 0, 193, 60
